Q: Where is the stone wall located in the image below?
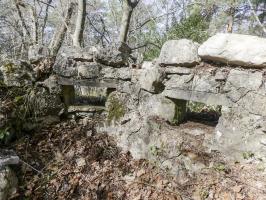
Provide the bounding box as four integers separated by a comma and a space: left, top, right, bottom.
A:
2, 34, 265, 184
53, 43, 133, 117
96, 34, 266, 167
159, 34, 266, 162
53, 34, 266, 165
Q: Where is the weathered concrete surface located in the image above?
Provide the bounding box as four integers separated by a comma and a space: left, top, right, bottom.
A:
99, 114, 214, 178
198, 33, 266, 68
139, 91, 184, 123
163, 66, 229, 106
159, 39, 200, 67
103, 60, 266, 164
77, 62, 101, 79
213, 106, 266, 162
139, 64, 165, 93
162, 64, 266, 161
53, 34, 266, 166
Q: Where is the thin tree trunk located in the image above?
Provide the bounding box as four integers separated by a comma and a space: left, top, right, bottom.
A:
13, 0, 31, 40
226, 7, 235, 33
119, 0, 139, 43
73, 0, 86, 47
29, 2, 39, 44
41, 0, 53, 44
49, 2, 75, 56
247, 0, 266, 34
227, 15, 234, 33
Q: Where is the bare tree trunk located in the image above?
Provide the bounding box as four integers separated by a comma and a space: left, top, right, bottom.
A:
73, 0, 86, 47
41, 0, 53, 44
227, 15, 234, 33
226, 7, 235, 33
119, 0, 140, 43
29, 2, 39, 44
247, 0, 266, 34
165, 3, 169, 32
13, 0, 31, 40
49, 2, 75, 56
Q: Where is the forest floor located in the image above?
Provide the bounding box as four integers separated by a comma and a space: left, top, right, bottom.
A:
8, 118, 266, 200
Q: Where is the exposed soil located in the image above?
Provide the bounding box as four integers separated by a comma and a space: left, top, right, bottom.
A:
8, 119, 266, 200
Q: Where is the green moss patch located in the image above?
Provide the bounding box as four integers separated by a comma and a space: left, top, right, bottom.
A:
172, 99, 187, 124
4, 62, 15, 74
107, 95, 126, 124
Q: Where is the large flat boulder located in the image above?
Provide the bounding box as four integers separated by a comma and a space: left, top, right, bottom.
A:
198, 33, 266, 68
159, 39, 200, 67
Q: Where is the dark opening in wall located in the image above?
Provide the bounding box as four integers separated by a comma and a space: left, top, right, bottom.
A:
62, 85, 117, 107
61, 85, 116, 118
186, 101, 221, 126
74, 86, 108, 106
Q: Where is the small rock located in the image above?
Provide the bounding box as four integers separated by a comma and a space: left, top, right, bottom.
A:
232, 185, 243, 193
215, 70, 227, 81
76, 158, 86, 167
136, 169, 146, 177
86, 130, 93, 137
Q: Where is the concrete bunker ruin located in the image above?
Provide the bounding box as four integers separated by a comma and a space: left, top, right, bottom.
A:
54, 34, 266, 170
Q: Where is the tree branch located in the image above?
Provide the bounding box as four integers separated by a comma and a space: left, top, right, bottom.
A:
247, 0, 266, 34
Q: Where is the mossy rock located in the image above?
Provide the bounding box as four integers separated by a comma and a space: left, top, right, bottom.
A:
0, 60, 35, 87
172, 99, 187, 124
106, 92, 127, 124
3, 62, 15, 74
